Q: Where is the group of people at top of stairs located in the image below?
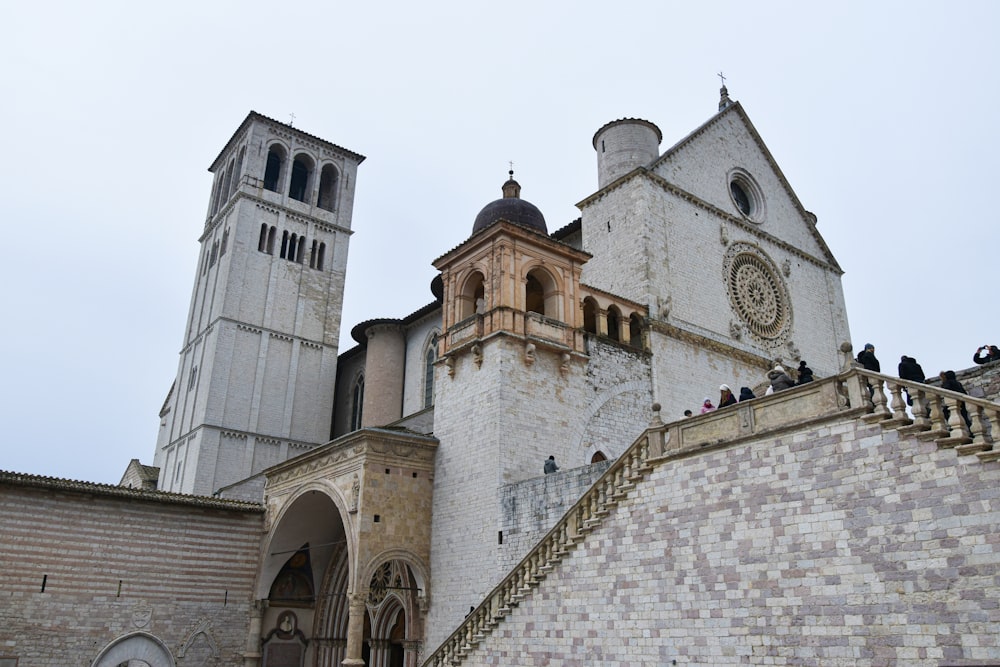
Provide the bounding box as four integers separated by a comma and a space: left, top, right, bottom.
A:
857, 342, 1000, 428
689, 342, 998, 421
692, 361, 816, 416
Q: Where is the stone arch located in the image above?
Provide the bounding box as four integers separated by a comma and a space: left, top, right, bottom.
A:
570, 379, 653, 462
606, 305, 623, 342
257, 480, 355, 601
582, 296, 599, 334
422, 328, 440, 409
359, 550, 428, 667
317, 163, 339, 211
263, 141, 288, 192
368, 593, 407, 667
176, 619, 219, 663
312, 544, 352, 667
523, 264, 561, 319
360, 547, 430, 603
350, 371, 365, 432
288, 152, 315, 202
457, 269, 487, 320
629, 312, 644, 348
91, 632, 174, 667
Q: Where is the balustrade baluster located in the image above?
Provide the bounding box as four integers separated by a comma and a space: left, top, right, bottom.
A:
910, 389, 930, 430
869, 377, 890, 418
886, 381, 911, 425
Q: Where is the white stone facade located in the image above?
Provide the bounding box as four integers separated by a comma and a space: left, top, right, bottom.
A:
320, 100, 853, 653
140, 98, 857, 662
154, 112, 365, 496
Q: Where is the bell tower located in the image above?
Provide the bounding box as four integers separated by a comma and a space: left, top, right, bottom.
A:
153, 112, 365, 497
426, 175, 593, 645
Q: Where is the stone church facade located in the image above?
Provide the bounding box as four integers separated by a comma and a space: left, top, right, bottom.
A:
2, 92, 1000, 667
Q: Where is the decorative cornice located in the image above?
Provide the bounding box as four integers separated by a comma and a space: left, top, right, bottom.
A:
649, 319, 772, 370
577, 104, 842, 273
200, 190, 354, 241
180, 317, 336, 356
433, 219, 591, 269
578, 167, 841, 275
208, 111, 365, 173
578, 283, 649, 313
264, 429, 439, 489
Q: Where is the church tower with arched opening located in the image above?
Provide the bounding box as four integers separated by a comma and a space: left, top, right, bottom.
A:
153, 112, 365, 497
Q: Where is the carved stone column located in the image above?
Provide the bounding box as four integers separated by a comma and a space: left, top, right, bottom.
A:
341, 592, 367, 667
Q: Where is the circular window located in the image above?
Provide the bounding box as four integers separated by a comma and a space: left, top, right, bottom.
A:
728, 169, 765, 222
724, 244, 790, 341
730, 181, 752, 216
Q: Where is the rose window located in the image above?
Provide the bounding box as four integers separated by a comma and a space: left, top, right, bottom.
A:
725, 246, 789, 341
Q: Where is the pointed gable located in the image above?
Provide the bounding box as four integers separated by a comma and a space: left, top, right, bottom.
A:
650, 102, 841, 271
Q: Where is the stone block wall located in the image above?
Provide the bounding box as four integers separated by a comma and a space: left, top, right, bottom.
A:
426, 335, 652, 650
0, 476, 263, 666
461, 414, 1000, 665
498, 459, 611, 574
956, 361, 1000, 402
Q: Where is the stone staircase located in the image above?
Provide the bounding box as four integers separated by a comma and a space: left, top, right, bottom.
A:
421, 367, 999, 667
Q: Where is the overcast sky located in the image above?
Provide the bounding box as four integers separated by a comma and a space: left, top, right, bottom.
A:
2, 1, 997, 485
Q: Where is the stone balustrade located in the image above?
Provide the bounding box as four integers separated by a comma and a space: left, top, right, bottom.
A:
420, 367, 999, 667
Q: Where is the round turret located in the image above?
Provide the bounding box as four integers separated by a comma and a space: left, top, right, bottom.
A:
592, 118, 662, 190
472, 172, 547, 235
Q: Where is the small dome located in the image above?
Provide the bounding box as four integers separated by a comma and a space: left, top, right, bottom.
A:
472, 172, 547, 235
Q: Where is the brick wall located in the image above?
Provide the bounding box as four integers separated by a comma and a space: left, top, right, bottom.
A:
459, 413, 1000, 666
0, 475, 263, 666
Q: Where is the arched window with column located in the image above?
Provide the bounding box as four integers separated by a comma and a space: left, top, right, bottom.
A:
458, 271, 486, 320
524, 267, 560, 319
629, 313, 643, 348
289, 154, 314, 202
607, 306, 622, 342
317, 164, 339, 211
582, 297, 599, 334
263, 144, 286, 192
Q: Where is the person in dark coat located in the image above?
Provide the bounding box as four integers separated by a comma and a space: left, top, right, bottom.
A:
973, 345, 1000, 365
857, 343, 880, 372
738, 386, 756, 402
796, 360, 814, 385
939, 370, 971, 429
898, 355, 926, 406
718, 384, 737, 408
543, 456, 559, 474
767, 365, 795, 393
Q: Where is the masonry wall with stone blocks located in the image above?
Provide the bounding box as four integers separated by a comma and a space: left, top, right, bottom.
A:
948, 361, 1000, 403
0, 478, 263, 667
461, 415, 1000, 666
498, 459, 611, 574
426, 336, 652, 650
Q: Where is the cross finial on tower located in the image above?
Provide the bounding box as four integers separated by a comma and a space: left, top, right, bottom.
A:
717, 73, 733, 111
508, 161, 514, 178
289, 113, 296, 127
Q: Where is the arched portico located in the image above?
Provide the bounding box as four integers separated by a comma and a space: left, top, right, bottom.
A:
255, 428, 437, 667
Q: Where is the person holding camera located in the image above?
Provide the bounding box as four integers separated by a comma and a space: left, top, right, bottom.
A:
973, 345, 1000, 365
